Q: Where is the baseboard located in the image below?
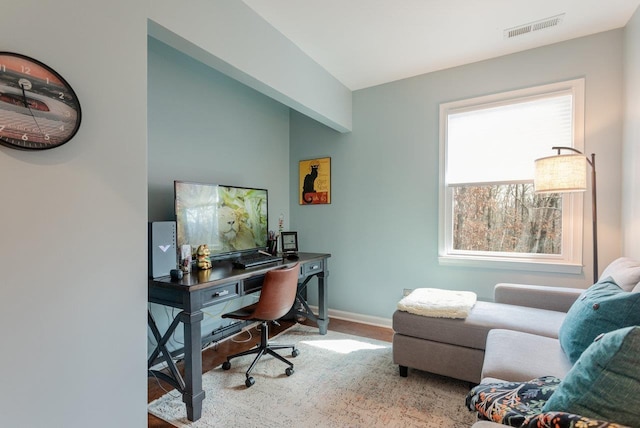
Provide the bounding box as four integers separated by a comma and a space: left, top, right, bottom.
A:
308, 305, 392, 329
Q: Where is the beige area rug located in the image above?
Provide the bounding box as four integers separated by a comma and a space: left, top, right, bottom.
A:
148, 324, 477, 427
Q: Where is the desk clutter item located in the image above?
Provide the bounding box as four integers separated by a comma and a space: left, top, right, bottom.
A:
148, 221, 177, 279
180, 244, 191, 273
196, 244, 212, 270
232, 251, 280, 269
281, 231, 299, 256
169, 269, 183, 280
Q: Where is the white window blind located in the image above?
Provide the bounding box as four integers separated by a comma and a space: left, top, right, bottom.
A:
446, 93, 573, 185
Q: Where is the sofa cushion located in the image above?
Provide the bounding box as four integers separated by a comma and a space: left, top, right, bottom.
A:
392, 301, 565, 351
558, 278, 640, 363
543, 326, 640, 427
481, 329, 572, 382
599, 257, 640, 292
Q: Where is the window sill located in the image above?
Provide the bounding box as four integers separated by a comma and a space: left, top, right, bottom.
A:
438, 255, 583, 275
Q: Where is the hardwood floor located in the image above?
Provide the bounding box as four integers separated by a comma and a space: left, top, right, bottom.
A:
148, 318, 393, 427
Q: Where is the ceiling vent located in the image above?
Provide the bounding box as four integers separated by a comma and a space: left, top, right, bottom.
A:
504, 14, 565, 39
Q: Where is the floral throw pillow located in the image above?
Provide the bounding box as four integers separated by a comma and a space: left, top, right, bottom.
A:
522, 412, 630, 428
466, 377, 631, 427
465, 376, 561, 426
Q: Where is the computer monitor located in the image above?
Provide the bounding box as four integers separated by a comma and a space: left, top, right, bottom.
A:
174, 181, 269, 259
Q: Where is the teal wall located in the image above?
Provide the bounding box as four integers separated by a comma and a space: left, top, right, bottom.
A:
290, 30, 624, 320
148, 37, 290, 223
148, 29, 626, 328
147, 37, 291, 351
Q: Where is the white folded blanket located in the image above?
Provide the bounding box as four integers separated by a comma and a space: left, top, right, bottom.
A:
397, 288, 477, 319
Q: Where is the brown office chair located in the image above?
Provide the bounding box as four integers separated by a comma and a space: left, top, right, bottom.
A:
221, 263, 300, 387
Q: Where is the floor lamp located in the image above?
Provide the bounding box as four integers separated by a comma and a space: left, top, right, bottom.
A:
534, 146, 598, 283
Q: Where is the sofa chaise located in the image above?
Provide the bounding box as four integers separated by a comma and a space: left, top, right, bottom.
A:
392, 282, 580, 383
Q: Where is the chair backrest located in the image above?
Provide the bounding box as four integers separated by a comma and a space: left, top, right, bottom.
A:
251, 263, 300, 321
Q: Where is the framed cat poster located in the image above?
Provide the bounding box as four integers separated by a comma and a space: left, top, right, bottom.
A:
299, 157, 331, 205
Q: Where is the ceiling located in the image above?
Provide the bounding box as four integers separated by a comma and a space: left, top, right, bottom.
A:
242, 0, 640, 91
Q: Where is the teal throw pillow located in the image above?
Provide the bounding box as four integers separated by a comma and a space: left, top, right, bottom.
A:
558, 278, 640, 363
543, 326, 640, 427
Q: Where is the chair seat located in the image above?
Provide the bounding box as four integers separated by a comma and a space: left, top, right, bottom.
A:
223, 304, 258, 320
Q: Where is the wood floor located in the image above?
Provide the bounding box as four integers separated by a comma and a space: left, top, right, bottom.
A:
148, 318, 393, 427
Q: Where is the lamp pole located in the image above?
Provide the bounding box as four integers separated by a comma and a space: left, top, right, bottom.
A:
590, 152, 597, 284
550, 147, 597, 283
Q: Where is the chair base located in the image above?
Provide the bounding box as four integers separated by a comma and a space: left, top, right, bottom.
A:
222, 320, 299, 387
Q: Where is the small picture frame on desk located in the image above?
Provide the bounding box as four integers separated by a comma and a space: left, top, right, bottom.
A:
281, 231, 299, 259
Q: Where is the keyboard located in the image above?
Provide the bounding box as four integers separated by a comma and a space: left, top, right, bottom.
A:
233, 252, 281, 269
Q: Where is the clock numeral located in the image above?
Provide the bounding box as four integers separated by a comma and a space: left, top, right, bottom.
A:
21, 65, 31, 75
46, 78, 50, 85
64, 110, 71, 118
0, 125, 5, 132
59, 125, 65, 132
0, 64, 5, 72
44, 134, 50, 141
22, 133, 28, 141
58, 92, 65, 100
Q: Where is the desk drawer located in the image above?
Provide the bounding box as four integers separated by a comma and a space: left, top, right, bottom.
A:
200, 282, 239, 307
303, 260, 324, 276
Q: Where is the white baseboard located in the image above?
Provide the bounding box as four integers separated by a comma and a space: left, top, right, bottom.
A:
308, 305, 392, 329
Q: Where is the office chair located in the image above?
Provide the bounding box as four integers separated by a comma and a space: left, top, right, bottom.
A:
221, 263, 300, 387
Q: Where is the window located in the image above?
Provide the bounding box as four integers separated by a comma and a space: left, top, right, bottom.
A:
439, 79, 585, 273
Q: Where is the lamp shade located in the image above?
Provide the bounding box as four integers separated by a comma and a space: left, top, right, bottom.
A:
534, 154, 587, 193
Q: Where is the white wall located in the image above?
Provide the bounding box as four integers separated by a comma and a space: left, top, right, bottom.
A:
0, 1, 148, 426
623, 7, 640, 258
290, 30, 625, 319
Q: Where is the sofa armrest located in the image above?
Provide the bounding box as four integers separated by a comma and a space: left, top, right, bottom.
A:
494, 283, 584, 313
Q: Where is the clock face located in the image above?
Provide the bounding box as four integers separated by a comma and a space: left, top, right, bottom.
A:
0, 52, 81, 150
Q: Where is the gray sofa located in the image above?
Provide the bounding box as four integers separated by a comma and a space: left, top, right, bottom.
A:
392, 257, 640, 427
392, 282, 580, 383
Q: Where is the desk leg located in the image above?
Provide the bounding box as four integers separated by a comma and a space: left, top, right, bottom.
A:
317, 270, 329, 335
180, 310, 205, 421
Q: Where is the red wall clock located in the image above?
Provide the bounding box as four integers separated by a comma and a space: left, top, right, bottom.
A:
0, 52, 81, 150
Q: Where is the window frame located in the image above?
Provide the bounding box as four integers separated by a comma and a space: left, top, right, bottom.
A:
438, 79, 585, 274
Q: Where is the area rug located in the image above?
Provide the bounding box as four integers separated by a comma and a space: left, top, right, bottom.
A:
148, 324, 477, 427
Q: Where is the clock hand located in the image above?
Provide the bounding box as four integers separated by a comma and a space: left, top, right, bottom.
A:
20, 83, 30, 108
19, 83, 47, 140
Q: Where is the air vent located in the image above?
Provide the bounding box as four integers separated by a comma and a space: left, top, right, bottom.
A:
504, 14, 564, 39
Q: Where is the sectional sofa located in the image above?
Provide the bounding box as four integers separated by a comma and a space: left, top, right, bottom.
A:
392, 257, 640, 427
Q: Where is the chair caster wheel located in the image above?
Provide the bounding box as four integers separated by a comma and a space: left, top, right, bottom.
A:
245, 377, 255, 387
285, 367, 294, 376
222, 361, 231, 370
292, 349, 300, 357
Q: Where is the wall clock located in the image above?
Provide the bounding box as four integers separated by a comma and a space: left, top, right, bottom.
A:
0, 52, 81, 150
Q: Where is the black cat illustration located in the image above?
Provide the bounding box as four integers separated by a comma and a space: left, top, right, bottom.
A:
302, 165, 319, 204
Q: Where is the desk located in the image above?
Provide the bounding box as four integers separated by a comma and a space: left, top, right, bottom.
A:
147, 252, 330, 422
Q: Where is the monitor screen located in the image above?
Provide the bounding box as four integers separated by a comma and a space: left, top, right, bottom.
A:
174, 181, 268, 258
